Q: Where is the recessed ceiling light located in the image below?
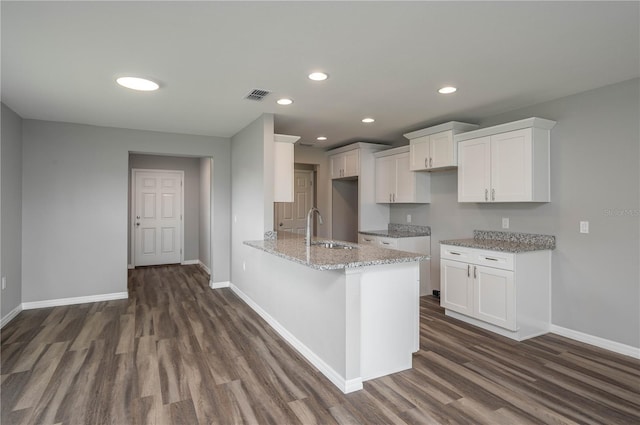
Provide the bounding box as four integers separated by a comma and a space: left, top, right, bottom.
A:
277, 98, 294, 105
362, 117, 375, 123
116, 76, 159, 91
308, 72, 329, 81
316, 136, 327, 141
438, 86, 457, 94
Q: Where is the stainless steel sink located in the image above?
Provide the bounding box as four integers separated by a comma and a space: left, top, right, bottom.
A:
312, 241, 357, 250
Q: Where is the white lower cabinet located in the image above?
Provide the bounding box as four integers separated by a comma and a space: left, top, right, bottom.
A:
359, 234, 431, 296
440, 244, 550, 341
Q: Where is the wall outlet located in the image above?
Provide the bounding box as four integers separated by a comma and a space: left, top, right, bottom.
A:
1, 276, 6, 290
242, 261, 246, 271
502, 217, 510, 229
407, 214, 412, 223
580, 221, 589, 234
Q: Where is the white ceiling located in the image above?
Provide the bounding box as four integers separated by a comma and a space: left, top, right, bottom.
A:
2, 1, 639, 148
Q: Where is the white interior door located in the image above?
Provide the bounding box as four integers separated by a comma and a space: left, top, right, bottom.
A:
133, 169, 183, 266
275, 170, 313, 235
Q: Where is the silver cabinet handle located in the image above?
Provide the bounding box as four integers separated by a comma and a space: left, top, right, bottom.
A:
491, 188, 495, 201
450, 251, 461, 255
474, 266, 477, 279
485, 257, 498, 261
389, 193, 392, 202
429, 157, 433, 168
467, 264, 470, 277
485, 189, 488, 201
393, 193, 396, 202
424, 158, 428, 168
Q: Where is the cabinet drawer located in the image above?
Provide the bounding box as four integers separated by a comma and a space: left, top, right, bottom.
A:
475, 251, 514, 271
441, 245, 514, 271
378, 237, 399, 250
441, 245, 474, 262
358, 234, 378, 245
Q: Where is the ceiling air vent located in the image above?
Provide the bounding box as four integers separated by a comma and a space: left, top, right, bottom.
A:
244, 88, 271, 101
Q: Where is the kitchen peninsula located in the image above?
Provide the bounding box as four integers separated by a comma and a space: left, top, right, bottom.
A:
240, 232, 429, 393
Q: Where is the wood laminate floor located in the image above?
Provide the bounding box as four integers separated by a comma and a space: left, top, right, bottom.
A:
1, 264, 639, 424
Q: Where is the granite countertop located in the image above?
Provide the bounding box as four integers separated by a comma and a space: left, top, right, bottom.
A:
441, 230, 556, 253
359, 223, 431, 238
245, 232, 429, 271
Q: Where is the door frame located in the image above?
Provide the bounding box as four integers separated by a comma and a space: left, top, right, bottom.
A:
131, 168, 185, 267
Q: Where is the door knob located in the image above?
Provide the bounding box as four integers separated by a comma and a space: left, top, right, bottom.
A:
136, 222, 140, 226
279, 222, 283, 227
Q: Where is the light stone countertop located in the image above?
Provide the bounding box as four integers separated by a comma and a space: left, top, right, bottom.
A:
359, 225, 431, 238
440, 230, 556, 253
244, 232, 430, 271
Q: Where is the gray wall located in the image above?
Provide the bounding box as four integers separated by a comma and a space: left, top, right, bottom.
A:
230, 114, 274, 297
390, 78, 640, 348
1, 103, 23, 319
21, 120, 231, 302
128, 154, 201, 263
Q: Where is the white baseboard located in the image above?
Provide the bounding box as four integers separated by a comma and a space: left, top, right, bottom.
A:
198, 261, 212, 275
22, 292, 129, 310
1, 304, 23, 328
181, 260, 199, 266
229, 282, 363, 394
127, 264, 134, 270
550, 325, 640, 359
209, 281, 230, 289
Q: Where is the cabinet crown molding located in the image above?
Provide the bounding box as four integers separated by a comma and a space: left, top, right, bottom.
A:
403, 121, 478, 140
454, 117, 556, 143
325, 142, 389, 156
274, 134, 300, 144
373, 145, 409, 158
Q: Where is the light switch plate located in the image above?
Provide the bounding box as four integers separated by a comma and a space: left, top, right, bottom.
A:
502, 217, 509, 229
1, 277, 6, 290
580, 221, 589, 233
407, 214, 412, 223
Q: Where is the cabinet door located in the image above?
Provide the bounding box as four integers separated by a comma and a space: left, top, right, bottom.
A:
394, 153, 415, 202
458, 137, 491, 202
440, 259, 473, 315
474, 265, 516, 330
344, 149, 360, 177
273, 141, 294, 202
330, 154, 345, 179
409, 136, 430, 171
429, 131, 455, 169
491, 129, 532, 202
375, 156, 395, 203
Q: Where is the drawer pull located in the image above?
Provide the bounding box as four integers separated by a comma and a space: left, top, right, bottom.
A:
485, 257, 499, 261
382, 242, 391, 245
450, 251, 461, 255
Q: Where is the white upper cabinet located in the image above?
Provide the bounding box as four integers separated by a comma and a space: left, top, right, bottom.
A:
374, 146, 430, 203
404, 122, 478, 171
330, 148, 359, 179
456, 117, 556, 203
273, 134, 300, 203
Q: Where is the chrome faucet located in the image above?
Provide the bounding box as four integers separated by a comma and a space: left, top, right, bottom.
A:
306, 207, 324, 247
